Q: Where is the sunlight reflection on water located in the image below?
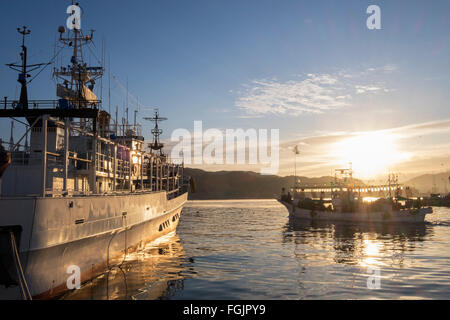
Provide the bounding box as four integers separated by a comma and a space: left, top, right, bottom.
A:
63, 200, 450, 300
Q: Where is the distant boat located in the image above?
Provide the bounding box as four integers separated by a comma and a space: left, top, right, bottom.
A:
279, 164, 432, 223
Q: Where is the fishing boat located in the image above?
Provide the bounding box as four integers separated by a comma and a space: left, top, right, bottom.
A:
279, 164, 432, 223
0, 6, 189, 299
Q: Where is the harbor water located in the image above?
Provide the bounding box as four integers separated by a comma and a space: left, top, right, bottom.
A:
62, 199, 450, 300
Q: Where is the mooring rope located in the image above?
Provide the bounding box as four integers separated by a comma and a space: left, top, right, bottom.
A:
10, 231, 32, 300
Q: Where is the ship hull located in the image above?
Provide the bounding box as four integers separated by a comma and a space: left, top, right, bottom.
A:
0, 191, 187, 299
279, 201, 432, 223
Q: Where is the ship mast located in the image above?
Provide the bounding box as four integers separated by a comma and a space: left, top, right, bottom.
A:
144, 110, 167, 155
6, 26, 46, 118
54, 19, 103, 109
335, 162, 353, 189
387, 172, 399, 198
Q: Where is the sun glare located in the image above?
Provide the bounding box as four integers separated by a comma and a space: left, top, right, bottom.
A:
334, 132, 410, 179
360, 239, 383, 267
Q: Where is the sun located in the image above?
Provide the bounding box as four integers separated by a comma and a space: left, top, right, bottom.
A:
333, 132, 410, 179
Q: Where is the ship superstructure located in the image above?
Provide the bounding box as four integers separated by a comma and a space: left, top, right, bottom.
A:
1, 22, 184, 198
0, 7, 188, 300
289, 164, 404, 201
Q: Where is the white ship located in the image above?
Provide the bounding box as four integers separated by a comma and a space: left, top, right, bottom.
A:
279, 165, 432, 223
0, 8, 189, 299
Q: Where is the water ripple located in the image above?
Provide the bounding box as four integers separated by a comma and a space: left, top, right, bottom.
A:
63, 200, 450, 300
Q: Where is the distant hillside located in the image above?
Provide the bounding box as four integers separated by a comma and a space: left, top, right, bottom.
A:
404, 172, 450, 195
184, 168, 363, 200
183, 168, 450, 199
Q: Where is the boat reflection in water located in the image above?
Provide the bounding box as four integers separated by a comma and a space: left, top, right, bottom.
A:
283, 217, 430, 268
60, 232, 193, 300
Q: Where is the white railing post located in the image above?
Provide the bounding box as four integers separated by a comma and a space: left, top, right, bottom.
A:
150, 156, 153, 191
90, 130, 97, 194
113, 143, 117, 191
41, 115, 48, 197
140, 153, 144, 191
63, 118, 69, 193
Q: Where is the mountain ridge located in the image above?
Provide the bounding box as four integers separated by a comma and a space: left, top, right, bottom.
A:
184, 168, 450, 199
184, 168, 363, 199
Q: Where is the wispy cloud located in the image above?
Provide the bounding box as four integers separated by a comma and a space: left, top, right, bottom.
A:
385, 119, 450, 138
235, 66, 395, 117
235, 74, 351, 116
366, 65, 397, 73
355, 85, 382, 94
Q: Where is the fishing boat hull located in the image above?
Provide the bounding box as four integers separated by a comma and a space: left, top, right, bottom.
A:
0, 191, 187, 299
279, 200, 432, 223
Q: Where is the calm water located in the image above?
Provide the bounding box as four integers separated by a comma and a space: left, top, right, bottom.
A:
63, 200, 450, 300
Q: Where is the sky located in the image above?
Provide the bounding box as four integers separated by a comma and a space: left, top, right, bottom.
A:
0, 0, 449, 181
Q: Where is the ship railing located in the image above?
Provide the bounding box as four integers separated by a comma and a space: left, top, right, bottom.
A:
115, 124, 142, 137
9, 150, 62, 166
116, 158, 130, 178
8, 149, 94, 168
95, 152, 110, 173
1, 99, 102, 110
45, 152, 64, 167
167, 187, 182, 200
93, 151, 140, 179
40, 175, 188, 198
40, 188, 184, 198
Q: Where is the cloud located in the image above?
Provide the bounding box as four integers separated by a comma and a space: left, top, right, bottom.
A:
237, 114, 265, 119
162, 118, 449, 178
384, 118, 450, 139
383, 65, 398, 73
276, 118, 450, 177
235, 67, 395, 117
355, 85, 382, 94
235, 74, 351, 116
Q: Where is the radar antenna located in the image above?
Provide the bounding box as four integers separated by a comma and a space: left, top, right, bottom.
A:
144, 109, 167, 155
54, 8, 103, 109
